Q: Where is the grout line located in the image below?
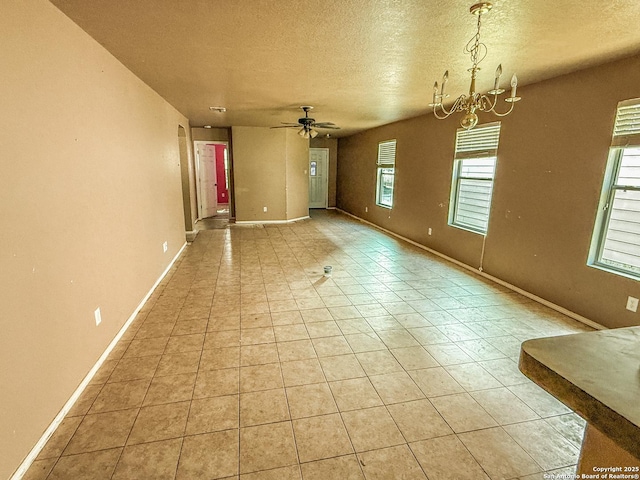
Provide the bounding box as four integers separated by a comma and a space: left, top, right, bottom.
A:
267, 318, 301, 472
27, 213, 589, 479
337, 208, 606, 331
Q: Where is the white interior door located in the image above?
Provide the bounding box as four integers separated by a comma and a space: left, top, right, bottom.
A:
196, 143, 218, 219
309, 148, 329, 208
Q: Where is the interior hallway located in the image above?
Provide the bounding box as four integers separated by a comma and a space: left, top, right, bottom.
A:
24, 210, 591, 480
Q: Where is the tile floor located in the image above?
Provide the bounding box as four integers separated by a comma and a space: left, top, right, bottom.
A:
24, 210, 593, 480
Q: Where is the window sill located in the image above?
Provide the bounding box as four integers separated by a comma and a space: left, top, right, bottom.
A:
376, 203, 393, 210
449, 223, 486, 236
587, 262, 640, 282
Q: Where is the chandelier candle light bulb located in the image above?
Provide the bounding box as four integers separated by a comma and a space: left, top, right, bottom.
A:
429, 2, 521, 129
441, 71, 449, 97
490, 64, 505, 94
505, 74, 520, 102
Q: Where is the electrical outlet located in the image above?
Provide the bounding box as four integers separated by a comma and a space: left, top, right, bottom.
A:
428, 228, 432, 236
163, 241, 168, 253
626, 296, 639, 312
263, 206, 268, 212
94, 307, 102, 326
365, 207, 368, 213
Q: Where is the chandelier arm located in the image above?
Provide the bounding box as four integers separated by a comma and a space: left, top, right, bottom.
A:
432, 107, 453, 120
439, 95, 467, 116
488, 102, 516, 117
437, 103, 454, 116
478, 94, 499, 113
433, 93, 465, 118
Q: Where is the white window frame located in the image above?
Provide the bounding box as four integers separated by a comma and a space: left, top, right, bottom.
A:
376, 139, 396, 209
449, 122, 501, 234
589, 98, 640, 279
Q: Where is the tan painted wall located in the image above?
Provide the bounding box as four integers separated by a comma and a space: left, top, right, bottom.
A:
338, 54, 640, 329
0, 1, 191, 477
232, 127, 288, 221
231, 127, 309, 222
310, 137, 338, 207
178, 128, 195, 231
285, 130, 311, 220
191, 127, 230, 142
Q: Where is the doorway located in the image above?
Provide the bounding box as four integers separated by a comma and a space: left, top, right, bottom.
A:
309, 148, 329, 208
194, 141, 230, 219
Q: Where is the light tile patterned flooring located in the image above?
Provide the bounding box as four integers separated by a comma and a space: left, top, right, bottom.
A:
25, 210, 593, 480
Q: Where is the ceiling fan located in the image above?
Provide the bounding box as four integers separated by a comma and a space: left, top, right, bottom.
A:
271, 106, 340, 138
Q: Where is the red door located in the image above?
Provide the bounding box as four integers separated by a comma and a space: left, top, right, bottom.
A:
212, 144, 228, 204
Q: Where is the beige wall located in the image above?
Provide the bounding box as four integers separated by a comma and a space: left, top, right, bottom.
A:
178, 127, 196, 231
232, 127, 309, 222
191, 127, 230, 142
0, 1, 191, 478
310, 137, 338, 207
232, 127, 287, 221
337, 54, 640, 329
286, 129, 312, 220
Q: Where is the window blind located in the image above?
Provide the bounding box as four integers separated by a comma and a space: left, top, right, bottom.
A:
455, 122, 501, 159
612, 98, 640, 147
377, 140, 396, 165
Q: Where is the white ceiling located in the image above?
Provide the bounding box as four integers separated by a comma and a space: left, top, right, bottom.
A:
50, 0, 640, 137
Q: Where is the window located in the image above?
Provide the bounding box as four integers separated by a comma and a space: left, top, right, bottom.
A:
376, 139, 396, 208
449, 122, 501, 234
589, 98, 640, 278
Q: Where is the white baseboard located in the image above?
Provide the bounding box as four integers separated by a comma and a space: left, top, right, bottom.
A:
337, 208, 605, 331
10, 242, 187, 480
235, 215, 310, 225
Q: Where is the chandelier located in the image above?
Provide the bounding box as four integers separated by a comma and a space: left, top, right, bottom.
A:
429, 2, 521, 130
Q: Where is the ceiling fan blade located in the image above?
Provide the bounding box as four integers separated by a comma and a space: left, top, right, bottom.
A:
313, 122, 336, 127
314, 125, 341, 130
270, 125, 298, 129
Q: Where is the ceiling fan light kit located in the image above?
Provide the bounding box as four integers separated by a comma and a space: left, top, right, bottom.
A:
299, 127, 319, 139
429, 2, 521, 130
272, 106, 340, 139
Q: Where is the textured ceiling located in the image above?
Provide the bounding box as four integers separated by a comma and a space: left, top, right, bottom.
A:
50, 0, 640, 137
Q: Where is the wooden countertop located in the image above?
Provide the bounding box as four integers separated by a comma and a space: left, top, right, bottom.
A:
519, 326, 640, 459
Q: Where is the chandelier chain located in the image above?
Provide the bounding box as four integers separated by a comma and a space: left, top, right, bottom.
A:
465, 10, 487, 70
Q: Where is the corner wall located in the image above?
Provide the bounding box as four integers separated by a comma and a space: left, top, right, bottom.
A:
178, 126, 196, 232
231, 127, 309, 222
286, 129, 311, 220
0, 1, 191, 477
337, 54, 640, 329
